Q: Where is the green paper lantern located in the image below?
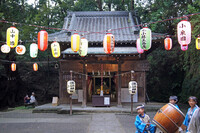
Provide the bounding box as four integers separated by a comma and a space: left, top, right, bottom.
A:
140, 27, 152, 50
79, 38, 88, 57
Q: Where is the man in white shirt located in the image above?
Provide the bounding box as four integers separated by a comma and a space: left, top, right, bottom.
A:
30, 92, 37, 106
188, 107, 200, 133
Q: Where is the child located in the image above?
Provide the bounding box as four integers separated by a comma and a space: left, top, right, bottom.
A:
169, 96, 179, 109
183, 96, 198, 132
135, 105, 156, 133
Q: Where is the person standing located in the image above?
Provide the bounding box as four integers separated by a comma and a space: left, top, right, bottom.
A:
188, 107, 200, 133
182, 96, 198, 132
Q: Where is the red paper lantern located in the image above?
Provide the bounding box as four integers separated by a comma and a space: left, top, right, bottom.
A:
103, 33, 115, 54
33, 63, 38, 71
11, 63, 16, 71
164, 36, 172, 50
38, 30, 48, 51
177, 20, 191, 46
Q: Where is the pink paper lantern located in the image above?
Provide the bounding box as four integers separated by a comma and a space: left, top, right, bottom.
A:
181, 45, 188, 51
136, 38, 144, 54
177, 20, 191, 45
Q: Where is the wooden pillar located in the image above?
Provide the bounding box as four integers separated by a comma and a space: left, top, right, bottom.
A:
143, 71, 146, 104
59, 61, 63, 103
117, 59, 122, 107
82, 62, 87, 108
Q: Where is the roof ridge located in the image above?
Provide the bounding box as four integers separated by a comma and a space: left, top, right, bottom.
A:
67, 11, 129, 17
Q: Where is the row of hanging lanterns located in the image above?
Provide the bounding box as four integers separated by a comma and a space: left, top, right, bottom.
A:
136, 19, 196, 52
5, 27, 60, 58
10, 62, 39, 71
2, 19, 200, 59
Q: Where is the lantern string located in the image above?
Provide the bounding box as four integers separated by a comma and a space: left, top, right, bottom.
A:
0, 12, 199, 37
0, 34, 178, 44
0, 59, 58, 64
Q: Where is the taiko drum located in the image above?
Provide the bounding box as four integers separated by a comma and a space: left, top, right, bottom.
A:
153, 103, 185, 133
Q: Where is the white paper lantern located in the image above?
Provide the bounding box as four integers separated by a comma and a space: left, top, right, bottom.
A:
67, 80, 76, 94
15, 45, 26, 55
129, 81, 137, 95
1, 44, 10, 53
30, 43, 38, 58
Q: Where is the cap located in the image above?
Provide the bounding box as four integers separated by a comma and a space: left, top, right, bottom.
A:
136, 104, 144, 110
169, 96, 178, 102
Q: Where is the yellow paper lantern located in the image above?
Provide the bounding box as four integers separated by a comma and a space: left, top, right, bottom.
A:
51, 41, 60, 58
196, 36, 200, 50
71, 33, 80, 52
7, 27, 19, 48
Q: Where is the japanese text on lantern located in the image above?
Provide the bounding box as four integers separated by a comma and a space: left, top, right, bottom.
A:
141, 31, 146, 48
179, 24, 186, 43
10, 29, 16, 46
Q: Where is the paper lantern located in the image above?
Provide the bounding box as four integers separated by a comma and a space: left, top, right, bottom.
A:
1, 44, 10, 53
196, 36, 200, 50
129, 81, 137, 95
181, 45, 188, 51
38, 30, 48, 51
136, 38, 144, 54
7, 27, 19, 48
30, 43, 38, 58
140, 27, 152, 50
11, 63, 16, 71
15, 45, 26, 55
33, 63, 38, 71
51, 41, 60, 58
164, 37, 172, 50
67, 80, 76, 94
177, 20, 191, 45
71, 33, 80, 52
103, 33, 115, 54
79, 38, 88, 57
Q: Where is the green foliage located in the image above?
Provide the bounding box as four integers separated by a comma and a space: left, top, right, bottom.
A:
73, 0, 98, 11
138, 0, 200, 103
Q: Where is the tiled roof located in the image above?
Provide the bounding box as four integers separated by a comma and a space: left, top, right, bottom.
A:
49, 11, 163, 43
48, 11, 132, 43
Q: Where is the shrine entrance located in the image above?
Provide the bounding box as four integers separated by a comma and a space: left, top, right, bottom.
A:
87, 73, 117, 103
